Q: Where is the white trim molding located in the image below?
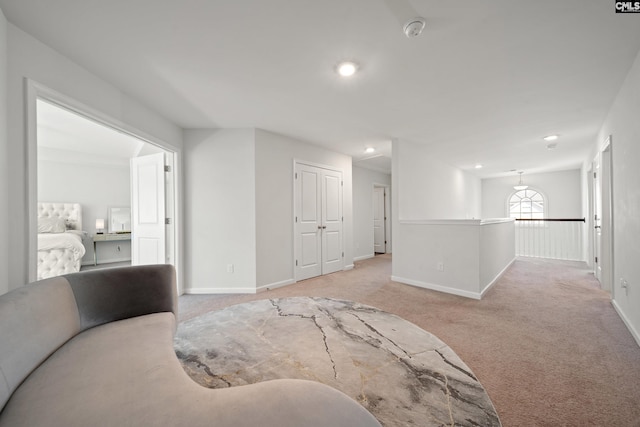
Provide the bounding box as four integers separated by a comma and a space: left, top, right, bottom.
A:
480, 257, 516, 297
353, 254, 375, 262
391, 276, 482, 300
256, 279, 296, 293
184, 287, 258, 295
612, 300, 640, 348
399, 218, 514, 226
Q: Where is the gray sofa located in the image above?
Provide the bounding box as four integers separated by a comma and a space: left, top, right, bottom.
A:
0, 265, 380, 426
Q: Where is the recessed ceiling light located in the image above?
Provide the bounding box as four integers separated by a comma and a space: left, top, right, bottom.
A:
475, 164, 483, 169
365, 147, 375, 154
543, 135, 559, 141
337, 61, 357, 77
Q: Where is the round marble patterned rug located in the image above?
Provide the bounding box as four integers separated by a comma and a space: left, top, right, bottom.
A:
174, 297, 500, 427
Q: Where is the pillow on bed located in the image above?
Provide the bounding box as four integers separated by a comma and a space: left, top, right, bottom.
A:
38, 217, 67, 233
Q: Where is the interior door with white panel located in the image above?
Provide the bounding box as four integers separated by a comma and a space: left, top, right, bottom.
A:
593, 157, 602, 283
295, 163, 343, 280
373, 187, 385, 253
321, 169, 343, 275
131, 152, 166, 265
295, 165, 322, 280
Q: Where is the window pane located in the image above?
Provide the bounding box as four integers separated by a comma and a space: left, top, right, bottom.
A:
509, 190, 544, 219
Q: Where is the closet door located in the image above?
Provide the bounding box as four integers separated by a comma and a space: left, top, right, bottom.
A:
295, 164, 323, 280
321, 169, 343, 275
294, 163, 343, 280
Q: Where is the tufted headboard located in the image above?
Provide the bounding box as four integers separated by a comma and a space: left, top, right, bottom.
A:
37, 203, 83, 231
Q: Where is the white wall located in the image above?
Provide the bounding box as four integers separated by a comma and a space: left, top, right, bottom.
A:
183, 128, 353, 293
480, 221, 516, 287
184, 129, 257, 293
5, 23, 182, 290
482, 169, 582, 219
395, 140, 481, 220
0, 9, 8, 295
353, 166, 391, 260
392, 138, 493, 298
37, 158, 131, 265
595, 49, 640, 346
255, 129, 353, 289
392, 220, 514, 299
394, 222, 481, 296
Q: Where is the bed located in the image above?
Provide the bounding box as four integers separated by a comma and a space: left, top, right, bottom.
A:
37, 202, 86, 280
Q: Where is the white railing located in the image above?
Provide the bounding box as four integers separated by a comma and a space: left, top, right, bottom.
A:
515, 218, 584, 261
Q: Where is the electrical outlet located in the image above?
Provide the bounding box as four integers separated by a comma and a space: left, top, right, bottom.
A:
620, 278, 629, 295
227, 264, 234, 273
437, 262, 444, 272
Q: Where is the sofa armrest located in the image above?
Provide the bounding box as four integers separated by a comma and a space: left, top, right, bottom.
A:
64, 264, 177, 332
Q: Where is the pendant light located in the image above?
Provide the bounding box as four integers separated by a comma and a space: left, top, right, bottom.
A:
514, 171, 528, 191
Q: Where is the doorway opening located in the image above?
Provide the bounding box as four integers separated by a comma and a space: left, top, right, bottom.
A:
373, 184, 390, 254
590, 136, 613, 294
27, 81, 181, 291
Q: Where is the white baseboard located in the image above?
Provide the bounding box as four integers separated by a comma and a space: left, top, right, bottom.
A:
343, 264, 355, 271
256, 279, 295, 293
183, 287, 257, 295
612, 299, 640, 348
185, 278, 297, 295
391, 276, 481, 300
353, 254, 374, 262
480, 257, 516, 297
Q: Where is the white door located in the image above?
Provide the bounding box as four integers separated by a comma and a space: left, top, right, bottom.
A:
321, 170, 343, 275
131, 153, 166, 265
593, 157, 602, 283
295, 163, 343, 280
600, 146, 612, 293
295, 166, 322, 280
373, 187, 385, 253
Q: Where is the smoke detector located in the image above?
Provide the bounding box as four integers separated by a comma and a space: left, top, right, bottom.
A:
403, 17, 426, 38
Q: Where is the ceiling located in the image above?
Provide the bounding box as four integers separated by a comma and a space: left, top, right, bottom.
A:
3, 0, 640, 177
37, 99, 162, 167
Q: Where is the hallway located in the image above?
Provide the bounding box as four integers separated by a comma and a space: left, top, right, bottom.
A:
179, 255, 640, 426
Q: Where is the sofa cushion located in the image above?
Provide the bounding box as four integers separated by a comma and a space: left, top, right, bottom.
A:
0, 312, 177, 426
0, 277, 80, 412
64, 264, 177, 331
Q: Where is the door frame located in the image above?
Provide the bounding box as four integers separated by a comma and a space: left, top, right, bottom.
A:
293, 159, 344, 281
25, 79, 183, 293
592, 153, 602, 283
591, 135, 614, 295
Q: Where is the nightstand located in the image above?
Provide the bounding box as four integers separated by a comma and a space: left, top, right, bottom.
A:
93, 233, 131, 265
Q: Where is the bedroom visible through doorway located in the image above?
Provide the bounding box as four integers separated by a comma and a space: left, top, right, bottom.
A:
34, 97, 176, 279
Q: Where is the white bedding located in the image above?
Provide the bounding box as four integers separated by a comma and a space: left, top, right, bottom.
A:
38, 230, 85, 252
37, 231, 86, 280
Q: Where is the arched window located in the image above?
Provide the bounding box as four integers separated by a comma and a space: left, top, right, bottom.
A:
509, 189, 544, 219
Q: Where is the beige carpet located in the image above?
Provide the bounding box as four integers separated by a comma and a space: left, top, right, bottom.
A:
178, 255, 640, 426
